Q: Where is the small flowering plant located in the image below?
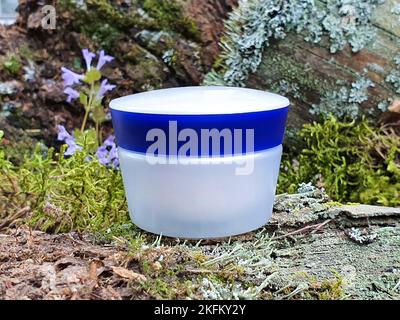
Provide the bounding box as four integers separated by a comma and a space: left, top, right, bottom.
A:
96, 135, 120, 168
61, 49, 116, 141
56, 124, 119, 169
56, 124, 83, 156
58, 49, 119, 169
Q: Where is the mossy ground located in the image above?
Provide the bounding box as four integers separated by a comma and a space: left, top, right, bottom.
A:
1, 0, 399, 300
1, 103, 399, 299
1, 125, 399, 299
2, 202, 399, 299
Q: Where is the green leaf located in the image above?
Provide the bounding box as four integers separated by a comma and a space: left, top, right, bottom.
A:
387, 161, 398, 174
84, 69, 102, 84
73, 57, 82, 70
79, 93, 88, 107
92, 105, 106, 124
75, 129, 97, 153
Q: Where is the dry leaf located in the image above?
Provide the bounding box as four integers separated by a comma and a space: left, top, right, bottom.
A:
112, 266, 147, 282
152, 262, 162, 271
105, 285, 122, 300
27, 10, 43, 29
89, 260, 104, 281
388, 100, 400, 114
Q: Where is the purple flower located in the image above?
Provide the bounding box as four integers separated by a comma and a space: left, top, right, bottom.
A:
82, 49, 96, 70
112, 157, 119, 168
96, 146, 109, 165
64, 140, 83, 156
96, 50, 114, 70
64, 87, 80, 103
103, 134, 116, 147
96, 135, 119, 169
56, 125, 72, 141
56, 125, 83, 156
97, 79, 116, 100
109, 144, 118, 159
61, 67, 84, 87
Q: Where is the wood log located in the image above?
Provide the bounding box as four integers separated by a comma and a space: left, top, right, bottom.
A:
248, 0, 400, 129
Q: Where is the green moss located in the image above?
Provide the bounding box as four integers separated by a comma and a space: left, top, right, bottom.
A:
141, 0, 200, 40
60, 0, 199, 50
1, 54, 22, 76
263, 49, 322, 90
303, 273, 346, 300
0, 130, 130, 233
127, 245, 204, 299
93, 223, 140, 245
60, 0, 131, 51
325, 201, 343, 207
141, 277, 197, 299
124, 57, 166, 91
278, 116, 400, 206
89, 24, 122, 52
61, 0, 150, 29
258, 48, 335, 98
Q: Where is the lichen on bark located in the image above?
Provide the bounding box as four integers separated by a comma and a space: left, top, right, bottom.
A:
204, 0, 385, 87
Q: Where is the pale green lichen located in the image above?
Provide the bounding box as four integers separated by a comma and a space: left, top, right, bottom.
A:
377, 99, 390, 112
321, 0, 384, 53
204, 0, 385, 87
162, 49, 176, 66
199, 278, 258, 300
255, 48, 337, 103
392, 3, 400, 20
297, 182, 318, 194
310, 76, 374, 119
205, 0, 321, 86
347, 227, 378, 244
0, 82, 16, 95
271, 80, 301, 99
386, 55, 400, 94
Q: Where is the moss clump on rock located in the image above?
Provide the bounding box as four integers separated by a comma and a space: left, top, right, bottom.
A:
60, 0, 199, 51
1, 54, 22, 76
60, 0, 141, 50
278, 116, 400, 206
141, 0, 200, 40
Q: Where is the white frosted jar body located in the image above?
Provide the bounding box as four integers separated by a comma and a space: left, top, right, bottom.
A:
119, 145, 283, 239
110, 86, 289, 239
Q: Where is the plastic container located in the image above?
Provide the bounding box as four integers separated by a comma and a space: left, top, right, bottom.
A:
110, 86, 289, 239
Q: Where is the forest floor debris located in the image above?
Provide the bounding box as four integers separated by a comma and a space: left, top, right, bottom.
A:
1, 191, 399, 300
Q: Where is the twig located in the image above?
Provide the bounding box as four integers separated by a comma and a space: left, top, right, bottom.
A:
310, 219, 332, 234
272, 219, 332, 240
182, 268, 219, 274
0, 206, 31, 231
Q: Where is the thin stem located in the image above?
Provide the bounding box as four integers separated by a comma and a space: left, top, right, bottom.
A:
98, 124, 102, 145
95, 121, 100, 147
81, 109, 90, 132
80, 83, 95, 132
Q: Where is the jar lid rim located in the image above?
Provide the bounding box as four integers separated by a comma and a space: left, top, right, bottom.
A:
110, 86, 289, 115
